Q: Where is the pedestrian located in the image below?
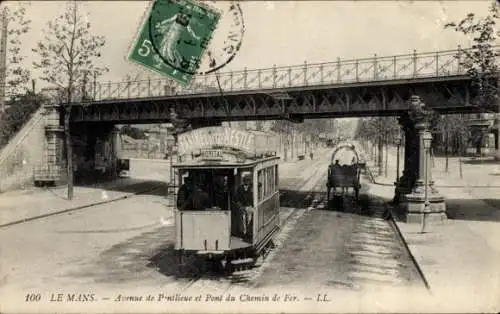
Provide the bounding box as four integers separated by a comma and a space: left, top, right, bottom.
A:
310, 151, 314, 160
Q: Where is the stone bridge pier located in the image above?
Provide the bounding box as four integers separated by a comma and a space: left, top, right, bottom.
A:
70, 122, 120, 184
394, 95, 447, 224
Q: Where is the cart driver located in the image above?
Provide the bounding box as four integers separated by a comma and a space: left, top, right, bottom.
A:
235, 174, 253, 239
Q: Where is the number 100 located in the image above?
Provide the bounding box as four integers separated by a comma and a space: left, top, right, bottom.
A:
25, 293, 41, 302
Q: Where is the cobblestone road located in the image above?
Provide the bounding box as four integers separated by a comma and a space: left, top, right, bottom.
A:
0, 149, 428, 313
252, 192, 425, 292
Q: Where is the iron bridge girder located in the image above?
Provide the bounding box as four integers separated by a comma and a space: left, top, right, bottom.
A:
70, 78, 476, 124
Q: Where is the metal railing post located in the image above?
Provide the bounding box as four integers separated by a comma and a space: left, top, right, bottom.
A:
336, 57, 341, 83
273, 64, 277, 88
393, 56, 397, 79
304, 61, 308, 86
230, 71, 234, 91
355, 60, 359, 81
319, 64, 324, 84
413, 49, 417, 77
148, 77, 151, 96
435, 51, 439, 76
243, 67, 248, 89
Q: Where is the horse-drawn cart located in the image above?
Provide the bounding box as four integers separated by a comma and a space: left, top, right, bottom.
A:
326, 143, 364, 202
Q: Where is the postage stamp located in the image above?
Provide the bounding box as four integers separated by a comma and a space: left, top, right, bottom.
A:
128, 0, 244, 87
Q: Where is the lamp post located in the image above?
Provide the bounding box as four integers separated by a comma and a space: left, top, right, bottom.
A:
166, 126, 175, 185
421, 131, 433, 234
395, 133, 402, 185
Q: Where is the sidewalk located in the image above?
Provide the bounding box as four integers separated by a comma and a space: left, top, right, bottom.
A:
0, 178, 156, 227
358, 141, 500, 311
0, 148, 333, 228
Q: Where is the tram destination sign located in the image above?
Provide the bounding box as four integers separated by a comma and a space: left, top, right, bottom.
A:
200, 149, 224, 160
178, 127, 255, 156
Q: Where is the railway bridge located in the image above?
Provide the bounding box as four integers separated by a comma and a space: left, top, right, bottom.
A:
39, 46, 499, 224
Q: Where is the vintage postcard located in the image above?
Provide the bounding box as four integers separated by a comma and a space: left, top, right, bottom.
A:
0, 0, 499, 313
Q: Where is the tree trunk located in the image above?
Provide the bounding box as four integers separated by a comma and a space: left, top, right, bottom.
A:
378, 136, 383, 176
445, 131, 449, 173
65, 105, 74, 200
459, 137, 464, 179
384, 136, 388, 177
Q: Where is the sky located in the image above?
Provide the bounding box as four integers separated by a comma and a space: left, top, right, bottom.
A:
2, 0, 496, 91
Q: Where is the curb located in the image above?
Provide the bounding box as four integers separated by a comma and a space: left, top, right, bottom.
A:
384, 202, 431, 292
0, 186, 161, 228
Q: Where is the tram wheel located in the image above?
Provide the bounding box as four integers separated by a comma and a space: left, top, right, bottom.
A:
177, 252, 187, 274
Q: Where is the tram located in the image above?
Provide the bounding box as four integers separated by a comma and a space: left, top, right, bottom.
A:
172, 126, 280, 271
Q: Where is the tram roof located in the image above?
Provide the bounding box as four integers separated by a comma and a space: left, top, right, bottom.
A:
172, 155, 280, 169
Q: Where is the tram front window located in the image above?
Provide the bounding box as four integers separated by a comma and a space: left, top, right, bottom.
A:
177, 170, 233, 211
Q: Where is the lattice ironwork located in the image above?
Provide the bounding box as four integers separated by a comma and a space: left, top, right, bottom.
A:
70, 46, 498, 103
70, 79, 477, 123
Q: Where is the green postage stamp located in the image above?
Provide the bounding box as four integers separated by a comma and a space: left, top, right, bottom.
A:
128, 0, 221, 87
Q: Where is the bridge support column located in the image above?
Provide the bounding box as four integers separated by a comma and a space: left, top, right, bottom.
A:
35, 103, 65, 185
393, 114, 418, 204
395, 96, 447, 224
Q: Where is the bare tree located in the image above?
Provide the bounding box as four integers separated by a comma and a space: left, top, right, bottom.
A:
32, 1, 108, 200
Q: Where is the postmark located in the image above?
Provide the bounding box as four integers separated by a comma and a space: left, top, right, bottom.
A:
128, 0, 245, 87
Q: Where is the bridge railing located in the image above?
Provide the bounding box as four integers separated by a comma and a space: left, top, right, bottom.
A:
73, 46, 499, 102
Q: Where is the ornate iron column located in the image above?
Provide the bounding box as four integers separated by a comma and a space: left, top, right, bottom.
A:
403, 95, 447, 225
393, 113, 418, 205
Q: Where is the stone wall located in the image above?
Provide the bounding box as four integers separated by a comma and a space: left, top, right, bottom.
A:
0, 108, 47, 192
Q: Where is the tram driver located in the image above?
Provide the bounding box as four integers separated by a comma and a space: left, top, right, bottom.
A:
214, 175, 230, 211
177, 175, 193, 211
177, 173, 210, 211
235, 174, 254, 240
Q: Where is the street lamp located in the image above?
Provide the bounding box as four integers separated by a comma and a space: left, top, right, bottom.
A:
395, 133, 402, 185
421, 131, 433, 234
